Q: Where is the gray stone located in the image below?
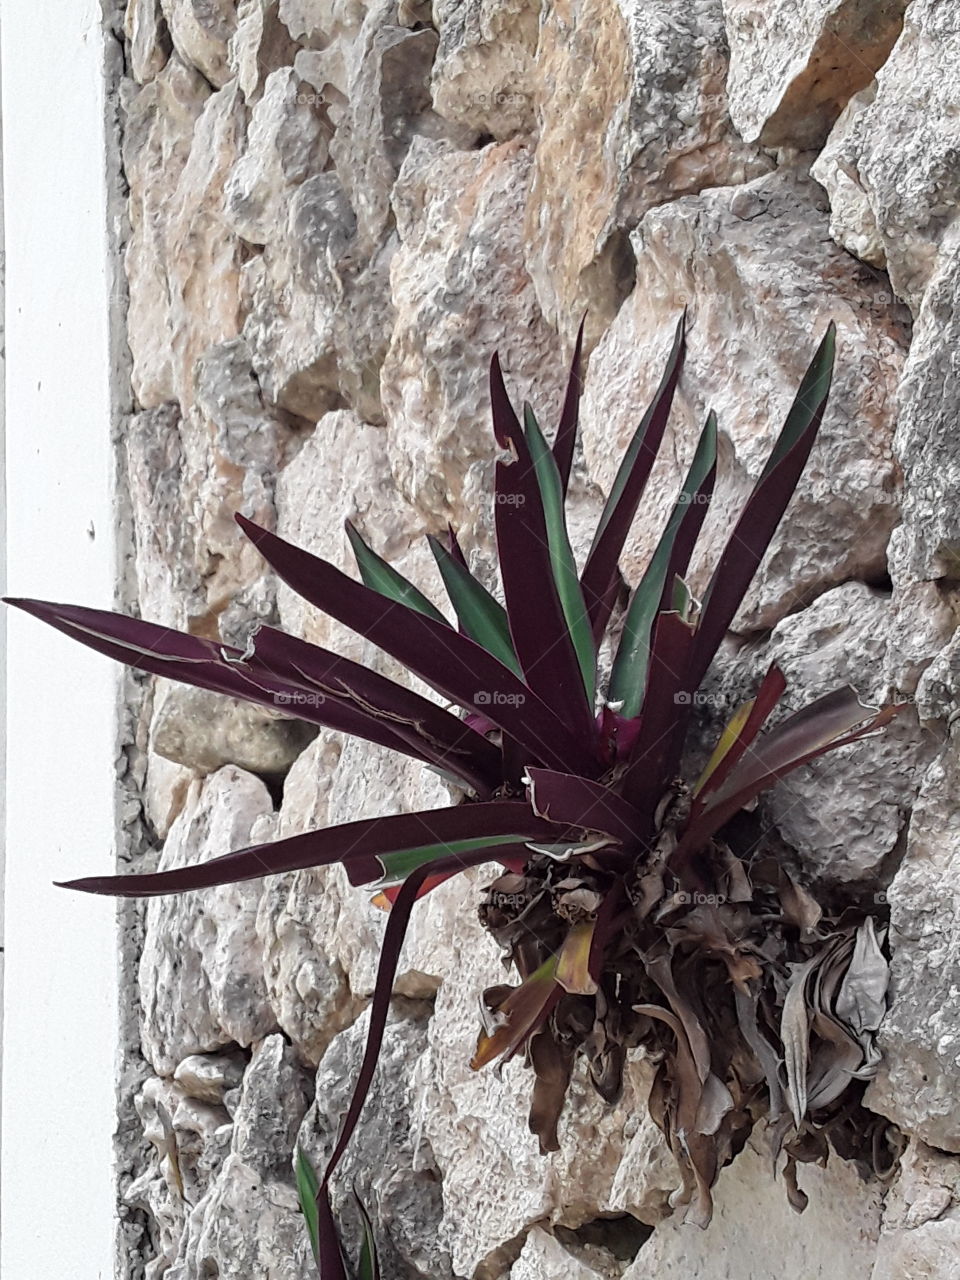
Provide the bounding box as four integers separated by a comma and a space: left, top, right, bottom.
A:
139, 767, 279, 1074
431, 0, 540, 138
887, 245, 960, 584
867, 735, 960, 1152
722, 0, 908, 148
811, 1, 960, 312
873, 1140, 960, 1280
159, 0, 237, 87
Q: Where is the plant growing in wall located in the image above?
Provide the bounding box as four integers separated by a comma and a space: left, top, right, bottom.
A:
6, 314, 905, 1275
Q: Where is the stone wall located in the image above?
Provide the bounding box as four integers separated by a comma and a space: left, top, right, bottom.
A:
112, 2, 960, 1277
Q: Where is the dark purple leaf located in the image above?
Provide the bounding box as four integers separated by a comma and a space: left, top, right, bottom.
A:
580, 310, 686, 641
687, 324, 836, 689
490, 355, 597, 744
235, 515, 598, 776
676, 684, 905, 857
5, 597, 498, 794
553, 316, 585, 498
58, 801, 562, 898
525, 767, 644, 849
619, 609, 697, 822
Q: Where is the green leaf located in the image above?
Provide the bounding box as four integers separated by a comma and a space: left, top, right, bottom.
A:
296, 1147, 321, 1267
377, 834, 529, 883
427, 535, 521, 674
523, 403, 597, 705
610, 412, 717, 716
345, 521, 449, 625
355, 1191, 381, 1280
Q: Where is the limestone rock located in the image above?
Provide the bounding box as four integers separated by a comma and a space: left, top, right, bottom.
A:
581, 168, 908, 632
139, 767, 279, 1074
124, 1074, 233, 1276
273, 408, 437, 651
174, 1051, 247, 1104
873, 1140, 960, 1280
125, 0, 172, 84
124, 67, 245, 410
150, 680, 316, 775
224, 67, 329, 245
722, 0, 908, 148
867, 735, 960, 1152
169, 1037, 313, 1280
383, 137, 567, 535
431, 0, 539, 138
886, 246, 960, 585
124, 402, 198, 630
510, 1227, 619, 1279
811, 1, 960, 312
524, 0, 770, 338
229, 0, 300, 100
622, 1140, 883, 1279
159, 0, 237, 87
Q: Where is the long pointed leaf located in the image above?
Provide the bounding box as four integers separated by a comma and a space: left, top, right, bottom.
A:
524, 402, 597, 705
490, 356, 596, 744
427, 534, 520, 674
581, 310, 686, 640
345, 521, 448, 625
471, 953, 562, 1069
58, 801, 561, 897
6, 597, 497, 793
609, 411, 717, 717
235, 516, 598, 776
354, 1191, 381, 1280
676, 686, 905, 856
687, 324, 836, 688
316, 867, 431, 1277
691, 663, 787, 802
250, 625, 500, 792
553, 316, 585, 498
297, 1149, 322, 1268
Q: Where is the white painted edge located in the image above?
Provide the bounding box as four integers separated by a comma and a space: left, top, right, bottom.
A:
1, 3, 121, 1276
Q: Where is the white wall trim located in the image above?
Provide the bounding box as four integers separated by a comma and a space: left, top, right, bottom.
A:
1, 3, 121, 1276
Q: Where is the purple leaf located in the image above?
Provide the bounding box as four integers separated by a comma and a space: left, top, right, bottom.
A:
687, 324, 836, 689
6, 597, 497, 793
58, 801, 560, 897
490, 355, 597, 745
676, 685, 906, 858
580, 310, 686, 641
235, 515, 598, 777
618, 609, 698, 823
525, 767, 644, 849
553, 316, 585, 498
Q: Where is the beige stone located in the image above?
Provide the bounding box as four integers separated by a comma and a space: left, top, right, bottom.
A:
524, 0, 770, 340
